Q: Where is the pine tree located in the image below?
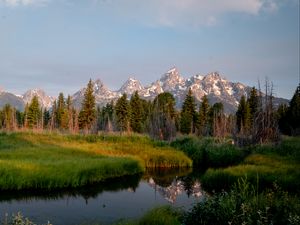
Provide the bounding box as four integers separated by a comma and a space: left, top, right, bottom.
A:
236, 95, 251, 134
180, 89, 197, 134
79, 79, 96, 133
247, 87, 259, 126
277, 103, 289, 134
198, 95, 210, 136
115, 93, 130, 132
130, 91, 143, 133
16, 110, 24, 129
50, 100, 57, 130
288, 84, 300, 135
98, 101, 115, 132
149, 92, 176, 141
2, 104, 16, 130
56, 92, 69, 129
23, 103, 29, 128
43, 109, 50, 129
66, 95, 74, 133
210, 102, 226, 137
27, 95, 41, 129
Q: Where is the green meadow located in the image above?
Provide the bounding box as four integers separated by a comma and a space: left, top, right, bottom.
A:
0, 132, 192, 190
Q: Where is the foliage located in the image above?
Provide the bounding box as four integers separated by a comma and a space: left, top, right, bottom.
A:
180, 89, 197, 134
27, 96, 41, 129
248, 87, 259, 126
129, 91, 143, 133
288, 84, 300, 135
149, 93, 176, 141
209, 102, 227, 138
236, 95, 251, 134
115, 94, 131, 132
79, 79, 96, 133
278, 84, 300, 135
197, 95, 210, 136
182, 177, 300, 225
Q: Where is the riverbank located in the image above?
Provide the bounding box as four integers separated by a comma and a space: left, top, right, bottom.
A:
0, 132, 192, 190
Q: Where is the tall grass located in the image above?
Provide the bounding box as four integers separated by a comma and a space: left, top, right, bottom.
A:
171, 136, 247, 168
201, 137, 300, 193
0, 132, 191, 190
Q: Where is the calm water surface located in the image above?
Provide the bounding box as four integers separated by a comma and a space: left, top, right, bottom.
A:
0, 169, 204, 225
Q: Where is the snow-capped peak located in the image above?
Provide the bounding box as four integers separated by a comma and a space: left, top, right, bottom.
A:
23, 88, 54, 109
193, 74, 204, 81
204, 72, 222, 80
167, 67, 178, 74
118, 77, 144, 95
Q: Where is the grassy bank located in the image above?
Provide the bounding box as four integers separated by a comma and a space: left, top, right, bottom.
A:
201, 137, 300, 193
0, 132, 191, 190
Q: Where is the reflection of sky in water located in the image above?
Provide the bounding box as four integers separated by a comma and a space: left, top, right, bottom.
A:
0, 177, 204, 225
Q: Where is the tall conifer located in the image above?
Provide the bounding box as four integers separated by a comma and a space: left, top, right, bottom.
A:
180, 89, 197, 134
79, 79, 96, 133
115, 93, 130, 132
27, 95, 41, 129
198, 95, 210, 136
236, 95, 251, 134
130, 91, 143, 133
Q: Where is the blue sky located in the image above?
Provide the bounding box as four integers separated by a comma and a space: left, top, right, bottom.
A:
0, 0, 299, 99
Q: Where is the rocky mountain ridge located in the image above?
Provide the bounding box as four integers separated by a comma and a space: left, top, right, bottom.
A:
0, 67, 288, 113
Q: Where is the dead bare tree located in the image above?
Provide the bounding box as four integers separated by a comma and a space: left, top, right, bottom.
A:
252, 78, 280, 144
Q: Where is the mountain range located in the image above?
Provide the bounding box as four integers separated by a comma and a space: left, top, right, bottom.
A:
0, 67, 288, 113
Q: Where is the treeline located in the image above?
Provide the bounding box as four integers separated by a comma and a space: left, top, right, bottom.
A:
0, 79, 299, 142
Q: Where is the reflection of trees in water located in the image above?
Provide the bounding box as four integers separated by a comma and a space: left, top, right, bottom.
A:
143, 167, 193, 187
0, 174, 142, 202
0, 169, 204, 204
145, 169, 204, 203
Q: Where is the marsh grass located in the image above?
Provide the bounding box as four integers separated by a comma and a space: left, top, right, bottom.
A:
202, 137, 300, 193
0, 132, 191, 190
171, 136, 246, 168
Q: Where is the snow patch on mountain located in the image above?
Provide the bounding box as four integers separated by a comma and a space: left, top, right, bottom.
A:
23, 88, 54, 109
118, 77, 144, 96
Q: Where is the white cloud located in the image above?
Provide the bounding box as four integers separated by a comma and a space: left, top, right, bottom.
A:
101, 0, 279, 27
1, 0, 49, 7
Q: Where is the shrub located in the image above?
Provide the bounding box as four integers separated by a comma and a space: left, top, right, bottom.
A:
182, 178, 300, 225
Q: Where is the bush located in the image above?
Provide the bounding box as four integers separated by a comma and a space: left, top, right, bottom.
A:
182, 178, 300, 225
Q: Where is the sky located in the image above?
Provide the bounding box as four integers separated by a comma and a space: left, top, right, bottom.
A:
0, 0, 299, 99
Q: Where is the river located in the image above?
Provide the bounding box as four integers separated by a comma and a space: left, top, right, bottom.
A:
0, 168, 204, 225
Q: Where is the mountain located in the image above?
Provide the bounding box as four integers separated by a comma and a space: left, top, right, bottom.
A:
23, 89, 54, 109
0, 92, 24, 111
118, 77, 144, 96
0, 67, 289, 113
0, 88, 54, 111
72, 67, 288, 113
72, 79, 120, 109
